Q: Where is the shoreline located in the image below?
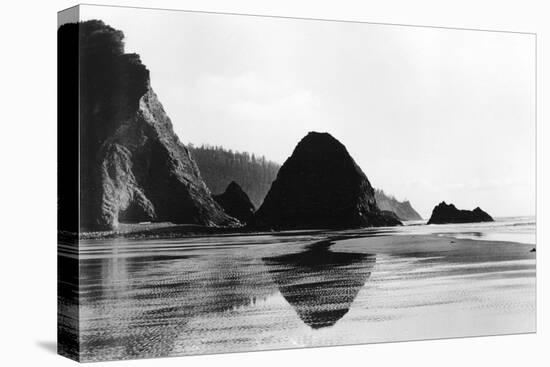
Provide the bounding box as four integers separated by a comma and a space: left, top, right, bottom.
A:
72, 224, 536, 262
67, 215, 536, 243
70, 221, 536, 252
73, 222, 389, 241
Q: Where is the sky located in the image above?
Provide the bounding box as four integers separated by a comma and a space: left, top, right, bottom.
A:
81, 5, 536, 218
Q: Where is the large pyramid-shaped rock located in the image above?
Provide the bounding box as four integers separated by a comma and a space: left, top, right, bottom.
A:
254, 132, 401, 229
64, 20, 236, 230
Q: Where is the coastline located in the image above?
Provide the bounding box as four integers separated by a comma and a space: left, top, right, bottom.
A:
73, 215, 536, 245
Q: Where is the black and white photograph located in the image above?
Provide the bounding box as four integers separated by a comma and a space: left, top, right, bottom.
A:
5, 0, 550, 366
55, 4, 538, 362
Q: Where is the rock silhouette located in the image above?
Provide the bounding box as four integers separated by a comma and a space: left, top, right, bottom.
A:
427, 202, 494, 224
213, 181, 255, 224
375, 189, 422, 220
263, 239, 375, 329
254, 132, 402, 229
61, 20, 236, 230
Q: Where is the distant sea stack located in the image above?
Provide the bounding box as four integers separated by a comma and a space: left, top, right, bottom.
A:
375, 189, 422, 221
427, 202, 494, 224
253, 132, 402, 230
62, 20, 236, 230
214, 182, 255, 224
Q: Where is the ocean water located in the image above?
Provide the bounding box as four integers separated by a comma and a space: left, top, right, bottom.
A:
60, 218, 536, 361
398, 216, 536, 245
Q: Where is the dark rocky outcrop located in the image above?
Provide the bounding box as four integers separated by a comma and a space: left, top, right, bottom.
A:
60, 20, 236, 230
375, 189, 422, 221
213, 181, 255, 224
253, 132, 402, 230
427, 202, 494, 224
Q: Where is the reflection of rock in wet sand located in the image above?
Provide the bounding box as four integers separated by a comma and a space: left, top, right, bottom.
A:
263, 239, 375, 329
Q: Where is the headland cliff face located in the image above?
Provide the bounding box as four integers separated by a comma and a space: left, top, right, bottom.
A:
61, 21, 236, 230
375, 189, 422, 221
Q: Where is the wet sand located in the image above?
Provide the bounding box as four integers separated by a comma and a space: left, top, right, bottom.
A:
64, 231, 536, 361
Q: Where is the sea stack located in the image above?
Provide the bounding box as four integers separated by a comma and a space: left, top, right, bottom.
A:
67, 21, 236, 230
214, 182, 256, 224
253, 132, 402, 230
427, 202, 494, 224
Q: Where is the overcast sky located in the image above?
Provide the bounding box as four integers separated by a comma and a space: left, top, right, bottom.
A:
81, 5, 535, 218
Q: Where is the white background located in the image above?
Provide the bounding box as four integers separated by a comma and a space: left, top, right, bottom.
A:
0, 0, 547, 366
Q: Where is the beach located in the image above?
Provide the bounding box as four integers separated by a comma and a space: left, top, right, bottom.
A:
60, 222, 536, 362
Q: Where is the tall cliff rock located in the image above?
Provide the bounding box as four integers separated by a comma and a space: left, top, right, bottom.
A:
427, 202, 494, 224
375, 189, 422, 221
63, 20, 236, 230
253, 132, 402, 229
213, 181, 256, 224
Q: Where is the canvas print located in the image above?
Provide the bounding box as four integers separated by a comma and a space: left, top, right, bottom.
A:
57, 4, 536, 362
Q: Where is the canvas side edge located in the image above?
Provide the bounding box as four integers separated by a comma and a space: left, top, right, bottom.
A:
57, 5, 82, 362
